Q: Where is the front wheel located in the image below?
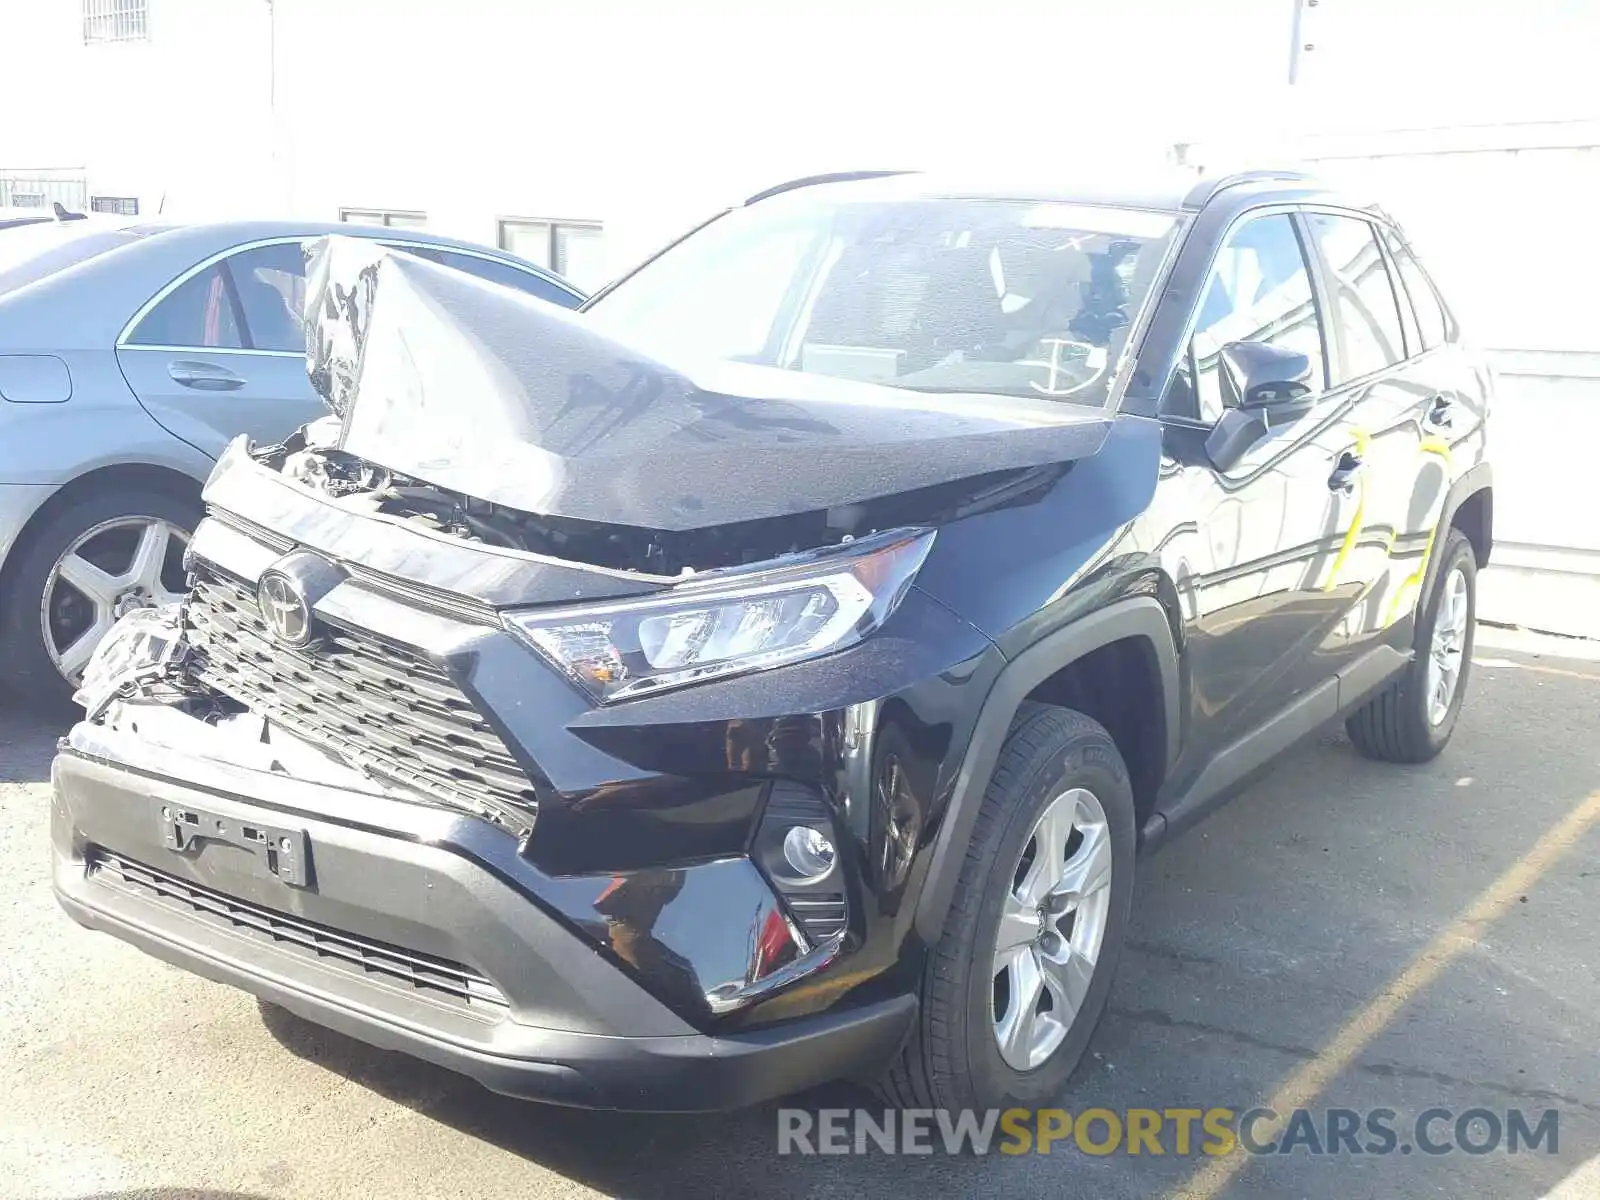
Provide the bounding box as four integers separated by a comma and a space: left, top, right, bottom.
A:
879, 704, 1136, 1110
1346, 528, 1477, 763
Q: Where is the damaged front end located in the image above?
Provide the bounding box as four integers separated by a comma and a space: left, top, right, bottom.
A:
62, 235, 1101, 1031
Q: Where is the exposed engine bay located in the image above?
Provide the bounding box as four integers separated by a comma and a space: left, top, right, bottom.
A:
261, 417, 1066, 576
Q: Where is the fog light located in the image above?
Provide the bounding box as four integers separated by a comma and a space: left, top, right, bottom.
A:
782, 825, 836, 879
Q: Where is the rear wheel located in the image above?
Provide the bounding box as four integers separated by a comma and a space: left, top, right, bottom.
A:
0, 489, 195, 711
878, 704, 1135, 1110
1346, 528, 1477, 763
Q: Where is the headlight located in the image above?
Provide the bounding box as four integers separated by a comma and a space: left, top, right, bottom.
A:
504, 530, 934, 702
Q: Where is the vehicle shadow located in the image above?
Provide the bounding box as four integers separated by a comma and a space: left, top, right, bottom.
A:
255, 1001, 997, 1197
0, 702, 67, 784
255, 658, 1600, 1200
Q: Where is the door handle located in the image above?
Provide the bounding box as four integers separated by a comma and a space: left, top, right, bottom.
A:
1425, 394, 1454, 430
167, 360, 244, 391
1328, 451, 1365, 494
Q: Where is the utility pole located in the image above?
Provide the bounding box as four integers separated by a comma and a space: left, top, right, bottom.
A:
265, 0, 288, 212
1288, 0, 1318, 84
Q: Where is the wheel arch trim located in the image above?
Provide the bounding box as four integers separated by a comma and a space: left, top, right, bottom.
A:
0, 461, 204, 584
911, 596, 1180, 943
1421, 462, 1492, 606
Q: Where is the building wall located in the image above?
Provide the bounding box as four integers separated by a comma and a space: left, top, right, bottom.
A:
5, 0, 1597, 286
1279, 125, 1600, 637
7, 0, 1305, 284
4, 0, 1598, 631
0, 0, 273, 218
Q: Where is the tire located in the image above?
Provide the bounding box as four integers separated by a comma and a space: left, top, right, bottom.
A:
0, 487, 198, 712
879, 703, 1136, 1111
1346, 528, 1477, 764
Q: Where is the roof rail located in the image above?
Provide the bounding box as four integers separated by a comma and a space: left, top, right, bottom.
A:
1181, 169, 1320, 210
744, 169, 918, 206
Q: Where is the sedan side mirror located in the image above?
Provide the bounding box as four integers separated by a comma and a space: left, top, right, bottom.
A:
1204, 340, 1316, 470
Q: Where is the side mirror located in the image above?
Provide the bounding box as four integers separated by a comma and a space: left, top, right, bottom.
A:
1204, 341, 1316, 471
1220, 340, 1313, 410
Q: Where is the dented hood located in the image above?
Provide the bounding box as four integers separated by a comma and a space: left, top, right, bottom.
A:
304, 236, 1113, 531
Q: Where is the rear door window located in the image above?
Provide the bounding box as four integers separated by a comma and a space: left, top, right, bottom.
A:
1303, 213, 1408, 382
127, 264, 244, 349
128, 241, 308, 352
225, 241, 307, 352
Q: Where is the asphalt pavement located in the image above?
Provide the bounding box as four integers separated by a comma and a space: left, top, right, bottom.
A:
1, 628, 1597, 1200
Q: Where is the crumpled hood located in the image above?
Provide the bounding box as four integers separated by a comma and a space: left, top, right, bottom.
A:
304, 235, 1113, 532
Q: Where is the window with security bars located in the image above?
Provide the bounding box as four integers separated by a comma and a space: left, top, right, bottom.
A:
497, 218, 605, 289
340, 208, 427, 230
91, 196, 139, 216
83, 0, 148, 44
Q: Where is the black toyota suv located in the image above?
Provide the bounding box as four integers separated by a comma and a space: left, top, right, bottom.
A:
52, 168, 1493, 1113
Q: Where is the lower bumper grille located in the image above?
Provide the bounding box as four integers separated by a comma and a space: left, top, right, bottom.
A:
786, 893, 847, 944
184, 567, 537, 832
89, 850, 509, 1014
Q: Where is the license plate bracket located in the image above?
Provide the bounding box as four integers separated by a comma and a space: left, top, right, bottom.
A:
159, 803, 311, 888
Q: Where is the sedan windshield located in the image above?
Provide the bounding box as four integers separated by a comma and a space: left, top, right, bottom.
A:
588, 188, 1178, 407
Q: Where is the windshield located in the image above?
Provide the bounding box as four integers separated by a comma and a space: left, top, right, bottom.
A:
588, 190, 1178, 407
0, 224, 143, 297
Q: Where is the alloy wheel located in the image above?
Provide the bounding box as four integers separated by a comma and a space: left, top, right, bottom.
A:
991, 786, 1113, 1072
40, 516, 189, 685
1426, 566, 1469, 726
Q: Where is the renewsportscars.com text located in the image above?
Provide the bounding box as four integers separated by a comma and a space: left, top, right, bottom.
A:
776, 1106, 1560, 1157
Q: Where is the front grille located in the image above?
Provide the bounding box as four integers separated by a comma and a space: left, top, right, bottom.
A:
90, 850, 509, 1013
184, 567, 537, 832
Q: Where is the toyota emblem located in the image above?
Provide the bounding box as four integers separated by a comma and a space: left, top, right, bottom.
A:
258, 570, 313, 647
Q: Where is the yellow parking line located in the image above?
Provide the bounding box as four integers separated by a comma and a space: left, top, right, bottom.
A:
1170, 787, 1600, 1200
1474, 657, 1600, 684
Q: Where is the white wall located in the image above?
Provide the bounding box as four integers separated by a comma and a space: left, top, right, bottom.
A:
259, 0, 1296, 279
0, 0, 273, 217
8, 0, 1596, 288
5, 0, 1305, 282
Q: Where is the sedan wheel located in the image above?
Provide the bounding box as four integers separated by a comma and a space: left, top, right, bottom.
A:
41, 516, 189, 684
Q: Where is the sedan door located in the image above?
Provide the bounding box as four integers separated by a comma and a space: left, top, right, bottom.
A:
115, 239, 324, 458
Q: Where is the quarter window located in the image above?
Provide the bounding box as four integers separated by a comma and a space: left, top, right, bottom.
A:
1167, 212, 1327, 423
1304, 213, 1407, 381
1380, 228, 1449, 352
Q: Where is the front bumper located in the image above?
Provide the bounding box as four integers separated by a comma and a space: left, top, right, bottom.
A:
50, 728, 914, 1111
